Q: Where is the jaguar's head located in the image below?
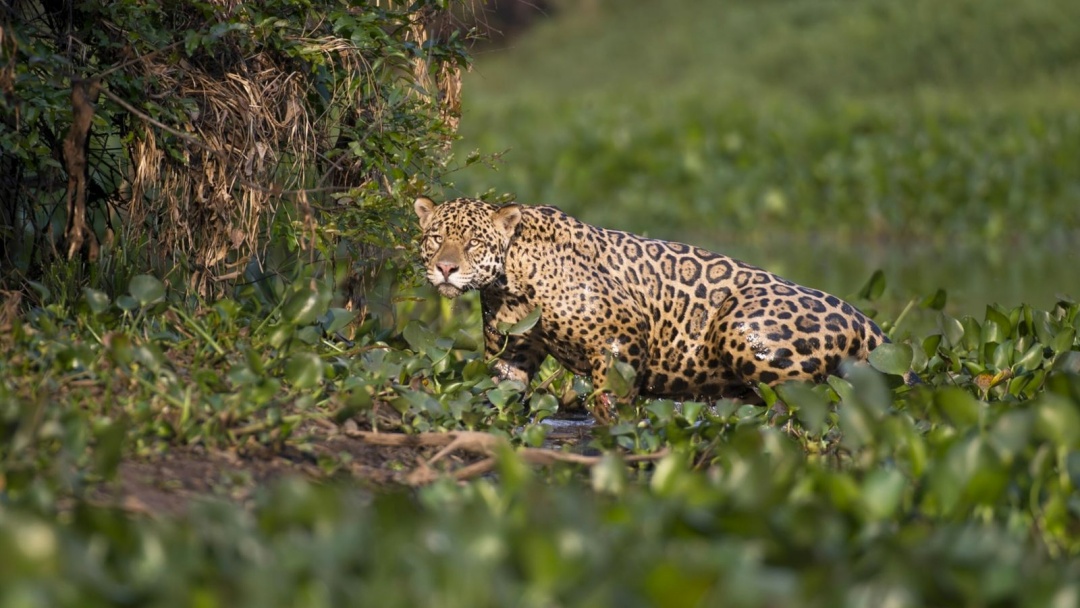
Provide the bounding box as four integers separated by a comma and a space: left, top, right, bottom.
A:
413, 197, 522, 298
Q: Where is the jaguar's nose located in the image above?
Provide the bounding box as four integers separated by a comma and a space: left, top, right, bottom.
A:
436, 261, 458, 279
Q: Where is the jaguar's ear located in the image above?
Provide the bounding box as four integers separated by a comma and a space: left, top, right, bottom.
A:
414, 196, 437, 229
491, 204, 522, 238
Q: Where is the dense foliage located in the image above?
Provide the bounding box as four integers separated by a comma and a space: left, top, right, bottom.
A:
1, 0, 467, 298
2, 275, 1080, 606
462, 101, 1080, 246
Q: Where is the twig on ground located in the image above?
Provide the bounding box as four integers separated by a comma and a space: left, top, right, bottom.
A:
346, 429, 669, 484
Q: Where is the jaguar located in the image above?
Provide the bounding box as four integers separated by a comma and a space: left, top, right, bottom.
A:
415, 196, 901, 409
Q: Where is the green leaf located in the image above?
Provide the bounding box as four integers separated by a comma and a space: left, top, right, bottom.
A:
488, 383, 522, 409
521, 423, 549, 447
910, 340, 928, 372
681, 401, 705, 423
861, 468, 906, 520
93, 417, 128, 480
495, 445, 532, 492
1052, 328, 1076, 354
603, 359, 637, 398
1033, 310, 1056, 344
777, 382, 829, 434
757, 382, 778, 408
857, 269, 886, 301
284, 352, 325, 389
591, 452, 627, 495
645, 399, 676, 424
839, 401, 874, 449
1035, 395, 1080, 448
846, 364, 891, 413
528, 393, 559, 419
1014, 343, 1045, 373
403, 320, 437, 355
497, 305, 542, 335
281, 279, 331, 326
321, 308, 359, 334
650, 451, 688, 496
940, 315, 964, 348
921, 288, 947, 311
296, 325, 322, 345
266, 323, 293, 349
83, 287, 111, 315
935, 387, 981, 427
452, 329, 479, 351
955, 436, 1007, 506
868, 343, 913, 376
184, 30, 203, 55
824, 473, 861, 511
961, 316, 983, 350
128, 274, 165, 306
827, 375, 855, 403
990, 340, 1013, 370
985, 305, 1013, 339
333, 387, 373, 423
106, 332, 134, 366
392, 388, 442, 415
1052, 351, 1080, 374
989, 410, 1033, 462
27, 280, 51, 302
462, 359, 491, 382
926, 460, 962, 516
132, 343, 167, 372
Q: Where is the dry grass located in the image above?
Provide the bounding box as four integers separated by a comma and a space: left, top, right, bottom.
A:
110, 6, 462, 296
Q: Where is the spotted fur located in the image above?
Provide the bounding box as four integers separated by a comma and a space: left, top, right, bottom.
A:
415, 196, 891, 401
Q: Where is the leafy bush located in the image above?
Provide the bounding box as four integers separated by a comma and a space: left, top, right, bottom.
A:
1, 275, 1079, 605
0, 0, 468, 300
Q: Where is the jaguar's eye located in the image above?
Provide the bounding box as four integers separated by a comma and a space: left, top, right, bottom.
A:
426, 234, 443, 246
467, 238, 483, 250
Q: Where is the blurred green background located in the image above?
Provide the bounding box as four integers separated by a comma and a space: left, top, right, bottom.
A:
450, 0, 1080, 335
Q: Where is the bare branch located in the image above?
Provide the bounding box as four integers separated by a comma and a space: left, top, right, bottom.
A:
347, 429, 670, 485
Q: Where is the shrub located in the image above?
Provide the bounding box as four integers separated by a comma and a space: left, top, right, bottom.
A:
0, 0, 470, 303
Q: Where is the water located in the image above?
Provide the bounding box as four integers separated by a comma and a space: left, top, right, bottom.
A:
540, 413, 595, 448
